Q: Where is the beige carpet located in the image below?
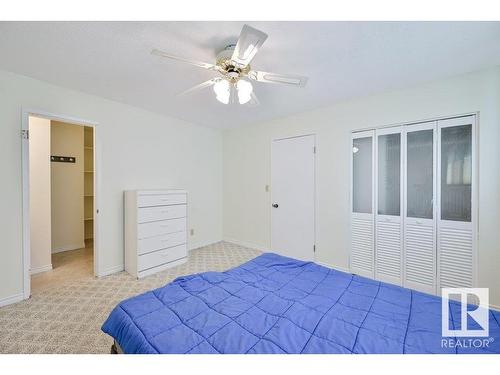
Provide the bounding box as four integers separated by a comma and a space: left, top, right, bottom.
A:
0, 241, 261, 354
31, 243, 94, 294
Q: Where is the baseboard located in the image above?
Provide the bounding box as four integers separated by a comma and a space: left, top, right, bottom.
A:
188, 239, 222, 252
0, 293, 24, 308
316, 260, 350, 273
52, 242, 86, 254
489, 303, 500, 311
30, 264, 52, 275
223, 238, 269, 252
97, 264, 124, 277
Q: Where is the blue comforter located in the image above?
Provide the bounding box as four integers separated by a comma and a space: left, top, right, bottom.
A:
102, 253, 500, 354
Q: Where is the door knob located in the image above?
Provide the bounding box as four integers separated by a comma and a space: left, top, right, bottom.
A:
272, 203, 279, 208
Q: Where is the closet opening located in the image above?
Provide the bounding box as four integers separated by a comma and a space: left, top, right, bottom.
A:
22, 111, 99, 298
350, 113, 477, 296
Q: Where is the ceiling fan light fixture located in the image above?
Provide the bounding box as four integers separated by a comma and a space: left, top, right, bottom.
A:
213, 79, 230, 104
236, 79, 253, 105
152, 24, 308, 107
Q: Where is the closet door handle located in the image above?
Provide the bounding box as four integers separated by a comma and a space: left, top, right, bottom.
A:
272, 203, 279, 208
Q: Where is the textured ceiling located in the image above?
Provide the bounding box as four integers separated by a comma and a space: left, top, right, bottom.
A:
1, 21, 500, 128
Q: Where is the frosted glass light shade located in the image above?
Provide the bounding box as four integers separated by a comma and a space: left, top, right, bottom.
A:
236, 79, 253, 104
213, 79, 230, 104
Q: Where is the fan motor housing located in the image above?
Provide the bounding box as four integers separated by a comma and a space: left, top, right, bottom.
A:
216, 44, 250, 80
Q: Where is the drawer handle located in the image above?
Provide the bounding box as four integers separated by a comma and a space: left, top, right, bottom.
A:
161, 210, 170, 213
160, 224, 170, 227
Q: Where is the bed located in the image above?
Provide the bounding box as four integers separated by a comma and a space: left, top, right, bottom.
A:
102, 253, 500, 354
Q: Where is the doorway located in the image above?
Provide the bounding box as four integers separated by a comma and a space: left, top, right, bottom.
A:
22, 110, 99, 299
271, 134, 316, 261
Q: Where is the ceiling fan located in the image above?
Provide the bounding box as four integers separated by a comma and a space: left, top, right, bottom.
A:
151, 24, 308, 105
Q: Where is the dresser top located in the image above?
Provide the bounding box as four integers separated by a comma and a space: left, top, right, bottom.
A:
127, 189, 188, 195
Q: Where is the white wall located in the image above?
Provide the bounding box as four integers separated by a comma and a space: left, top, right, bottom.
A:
0, 69, 223, 304
50, 121, 85, 253
223, 67, 500, 307
28, 116, 52, 274
2, 66, 499, 308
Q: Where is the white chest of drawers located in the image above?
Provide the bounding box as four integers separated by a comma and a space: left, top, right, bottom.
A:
124, 190, 188, 278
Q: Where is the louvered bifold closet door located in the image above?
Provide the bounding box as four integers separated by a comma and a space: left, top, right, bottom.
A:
351, 131, 375, 278
404, 122, 437, 294
375, 127, 403, 285
437, 116, 476, 291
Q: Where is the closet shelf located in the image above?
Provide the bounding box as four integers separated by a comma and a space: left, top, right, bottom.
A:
84, 194, 93, 197
84, 217, 93, 221
84, 170, 94, 173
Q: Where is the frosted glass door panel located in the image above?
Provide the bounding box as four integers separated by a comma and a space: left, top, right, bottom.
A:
351, 132, 374, 278
438, 116, 475, 292
353, 137, 372, 214
377, 133, 401, 216
375, 129, 402, 286
407, 129, 433, 219
404, 122, 436, 295
440, 125, 472, 222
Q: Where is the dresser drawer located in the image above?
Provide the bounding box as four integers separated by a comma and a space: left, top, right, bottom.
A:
138, 244, 187, 271
137, 193, 187, 208
138, 231, 186, 255
138, 217, 186, 239
137, 204, 187, 223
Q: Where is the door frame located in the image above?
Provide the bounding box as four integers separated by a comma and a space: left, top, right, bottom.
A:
270, 133, 317, 261
21, 108, 101, 300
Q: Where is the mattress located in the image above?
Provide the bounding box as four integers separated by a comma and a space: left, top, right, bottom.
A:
102, 253, 500, 354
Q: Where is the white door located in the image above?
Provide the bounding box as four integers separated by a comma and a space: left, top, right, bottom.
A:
375, 126, 403, 285
271, 135, 315, 261
351, 131, 375, 278
404, 121, 437, 294
437, 116, 476, 292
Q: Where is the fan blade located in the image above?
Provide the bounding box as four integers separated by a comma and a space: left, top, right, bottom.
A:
178, 78, 219, 96
231, 25, 268, 66
248, 70, 308, 87
152, 49, 220, 72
